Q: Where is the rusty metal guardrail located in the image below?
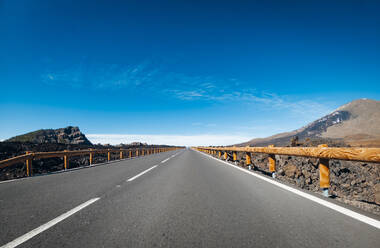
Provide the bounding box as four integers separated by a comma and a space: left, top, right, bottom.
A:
195, 145, 380, 197
0, 147, 182, 177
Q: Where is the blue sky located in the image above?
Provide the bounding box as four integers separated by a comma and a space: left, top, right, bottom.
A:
1, 0, 379, 146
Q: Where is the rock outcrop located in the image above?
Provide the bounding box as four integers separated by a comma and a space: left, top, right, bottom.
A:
5, 126, 92, 145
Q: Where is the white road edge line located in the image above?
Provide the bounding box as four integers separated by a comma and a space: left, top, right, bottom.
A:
194, 149, 380, 230
127, 165, 158, 182
1, 198, 100, 248
0, 179, 20, 184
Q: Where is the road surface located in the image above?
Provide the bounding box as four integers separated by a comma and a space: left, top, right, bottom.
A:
0, 149, 379, 247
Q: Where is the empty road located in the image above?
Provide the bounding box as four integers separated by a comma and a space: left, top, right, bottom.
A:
0, 149, 379, 247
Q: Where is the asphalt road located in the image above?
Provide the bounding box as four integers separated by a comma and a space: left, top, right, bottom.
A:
0, 148, 379, 248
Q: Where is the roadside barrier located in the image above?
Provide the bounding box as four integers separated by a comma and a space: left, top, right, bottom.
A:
195, 145, 380, 197
0, 147, 181, 177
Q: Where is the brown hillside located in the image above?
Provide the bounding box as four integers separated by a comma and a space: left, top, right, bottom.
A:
238, 99, 380, 147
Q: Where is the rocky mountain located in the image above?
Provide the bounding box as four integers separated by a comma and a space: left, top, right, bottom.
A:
5, 126, 93, 145
238, 99, 380, 147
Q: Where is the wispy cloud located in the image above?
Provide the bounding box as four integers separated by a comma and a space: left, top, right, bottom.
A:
238, 93, 333, 119
191, 122, 217, 127
87, 134, 250, 146
41, 61, 160, 89
41, 60, 333, 119
41, 60, 239, 98
170, 89, 332, 119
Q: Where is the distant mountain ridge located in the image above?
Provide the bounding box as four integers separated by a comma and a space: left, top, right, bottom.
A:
5, 126, 92, 145
238, 99, 380, 147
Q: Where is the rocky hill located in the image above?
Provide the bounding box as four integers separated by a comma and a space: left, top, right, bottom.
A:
5, 126, 92, 145
238, 99, 380, 147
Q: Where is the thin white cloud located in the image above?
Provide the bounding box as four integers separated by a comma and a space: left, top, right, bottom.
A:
239, 93, 333, 119
191, 122, 217, 127
41, 60, 159, 90
86, 134, 250, 147
41, 60, 334, 119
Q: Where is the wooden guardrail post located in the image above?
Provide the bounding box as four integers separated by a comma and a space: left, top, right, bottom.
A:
129, 150, 132, 158
233, 151, 237, 164
269, 154, 276, 178
246, 152, 252, 170
64, 150, 68, 170
120, 149, 123, 160
268, 145, 276, 178
25, 151, 32, 176
136, 149, 139, 157
107, 149, 111, 162
218, 151, 221, 158
89, 149, 94, 165
224, 151, 228, 160
318, 144, 330, 197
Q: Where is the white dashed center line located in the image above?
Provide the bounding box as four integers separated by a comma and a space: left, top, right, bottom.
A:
161, 158, 170, 163
127, 165, 158, 182
1, 198, 100, 248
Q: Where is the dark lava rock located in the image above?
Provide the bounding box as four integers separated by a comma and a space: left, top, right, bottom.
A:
5, 126, 92, 145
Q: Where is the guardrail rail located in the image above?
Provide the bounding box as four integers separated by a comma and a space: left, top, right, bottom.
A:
195, 145, 380, 197
0, 147, 182, 177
